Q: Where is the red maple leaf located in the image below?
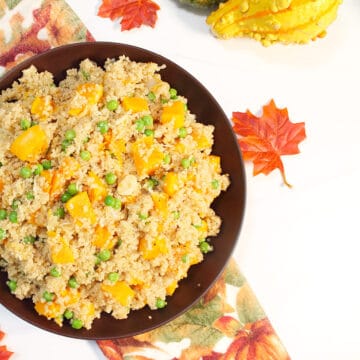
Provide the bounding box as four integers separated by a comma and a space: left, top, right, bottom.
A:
98, 0, 160, 31
232, 99, 306, 187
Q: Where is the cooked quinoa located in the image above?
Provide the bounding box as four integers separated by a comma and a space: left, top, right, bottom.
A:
0, 56, 229, 330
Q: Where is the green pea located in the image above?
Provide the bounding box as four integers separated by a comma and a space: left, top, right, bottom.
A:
142, 115, 153, 127
106, 99, 119, 111
43, 291, 55, 302
97, 121, 109, 134
81, 69, 90, 80
183, 103, 188, 111
61, 139, 72, 151
61, 192, 72, 203
105, 172, 117, 185
9, 211, 18, 223
147, 92, 156, 102
147, 177, 159, 189
199, 241, 213, 254
138, 212, 148, 220
20, 118, 31, 130
50, 267, 61, 277
64, 309, 74, 320
33, 164, 43, 175
178, 127, 187, 139
80, 150, 91, 161
181, 158, 191, 169
0, 209, 7, 220
6, 280, 17, 292
161, 98, 169, 104
172, 211, 180, 219
144, 129, 154, 137
211, 179, 219, 189
23, 235, 36, 244
104, 195, 115, 207
67, 183, 78, 196
98, 249, 111, 262
11, 199, 21, 210
181, 254, 189, 263
20, 166, 32, 179
65, 129, 76, 141
108, 272, 119, 283
53, 207, 65, 219
163, 154, 171, 165
135, 119, 145, 132
0, 228, 6, 241
68, 277, 78, 289
113, 198, 122, 210
71, 318, 83, 330
42, 160, 52, 170
155, 298, 167, 309
26, 191, 35, 200
169, 88, 178, 99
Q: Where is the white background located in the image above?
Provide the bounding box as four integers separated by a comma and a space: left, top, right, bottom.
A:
1, 0, 360, 359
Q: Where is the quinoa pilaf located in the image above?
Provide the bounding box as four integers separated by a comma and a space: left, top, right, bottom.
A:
0, 57, 229, 329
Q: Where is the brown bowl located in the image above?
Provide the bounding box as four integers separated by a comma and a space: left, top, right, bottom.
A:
0, 42, 246, 339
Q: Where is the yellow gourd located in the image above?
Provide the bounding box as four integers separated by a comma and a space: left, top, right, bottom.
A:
10, 125, 48, 163
207, 0, 342, 46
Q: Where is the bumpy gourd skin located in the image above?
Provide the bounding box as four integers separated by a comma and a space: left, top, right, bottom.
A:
179, 0, 222, 8
207, 0, 342, 46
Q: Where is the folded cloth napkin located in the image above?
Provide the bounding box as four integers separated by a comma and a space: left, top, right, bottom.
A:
0, 1, 290, 359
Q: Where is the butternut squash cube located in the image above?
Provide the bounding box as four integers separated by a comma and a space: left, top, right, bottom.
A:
122, 97, 149, 113
10, 125, 48, 163
65, 192, 96, 225
101, 281, 135, 306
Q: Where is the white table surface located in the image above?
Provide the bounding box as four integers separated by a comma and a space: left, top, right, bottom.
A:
1, 1, 360, 359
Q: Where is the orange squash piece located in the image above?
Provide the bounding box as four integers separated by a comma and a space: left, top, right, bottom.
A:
122, 97, 149, 113
161, 101, 185, 129
10, 125, 48, 163
101, 281, 135, 306
65, 191, 96, 225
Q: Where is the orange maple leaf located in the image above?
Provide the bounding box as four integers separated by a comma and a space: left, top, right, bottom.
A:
232, 99, 306, 187
98, 0, 160, 31
0, 331, 13, 360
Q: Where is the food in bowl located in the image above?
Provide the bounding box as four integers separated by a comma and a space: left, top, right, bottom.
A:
0, 56, 230, 330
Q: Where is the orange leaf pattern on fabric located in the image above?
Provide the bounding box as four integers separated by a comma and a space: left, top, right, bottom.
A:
222, 318, 290, 360
0, 0, 94, 71
232, 99, 306, 187
98, 261, 290, 360
98, 0, 160, 31
0, 330, 13, 360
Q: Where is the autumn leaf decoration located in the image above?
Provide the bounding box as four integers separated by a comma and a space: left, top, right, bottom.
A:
98, 0, 160, 31
232, 99, 306, 187
0, 330, 13, 360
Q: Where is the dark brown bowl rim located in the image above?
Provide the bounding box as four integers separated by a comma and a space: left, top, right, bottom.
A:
0, 42, 246, 340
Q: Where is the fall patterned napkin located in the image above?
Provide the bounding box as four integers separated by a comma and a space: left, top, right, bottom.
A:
0, 1, 290, 359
